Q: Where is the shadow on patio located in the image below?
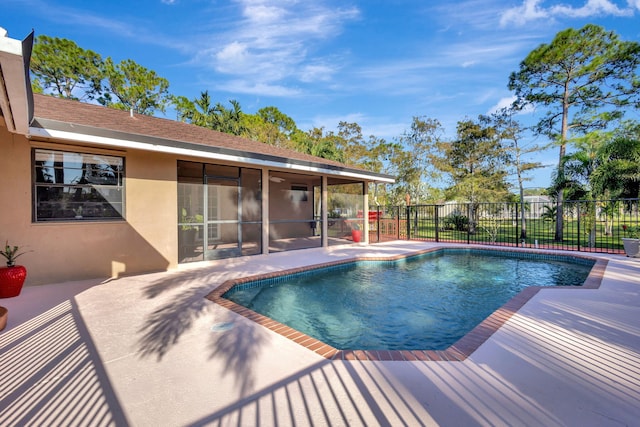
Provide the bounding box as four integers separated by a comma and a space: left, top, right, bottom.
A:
0, 294, 128, 426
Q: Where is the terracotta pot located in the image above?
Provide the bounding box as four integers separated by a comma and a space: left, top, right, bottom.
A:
352, 230, 362, 243
0, 265, 27, 298
0, 306, 7, 331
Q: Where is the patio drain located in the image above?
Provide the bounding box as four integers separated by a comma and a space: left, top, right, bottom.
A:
211, 322, 235, 332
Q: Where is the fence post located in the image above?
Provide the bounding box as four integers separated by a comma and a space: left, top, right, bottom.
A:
376, 206, 380, 243
406, 205, 411, 240
576, 202, 581, 252
435, 205, 439, 242
397, 206, 400, 240
515, 203, 519, 247
467, 203, 471, 245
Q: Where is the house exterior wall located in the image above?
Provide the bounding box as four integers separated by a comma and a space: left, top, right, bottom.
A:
0, 123, 372, 286
0, 126, 177, 285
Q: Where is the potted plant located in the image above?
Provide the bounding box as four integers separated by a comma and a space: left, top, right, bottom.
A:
351, 222, 362, 243
622, 226, 640, 257
0, 241, 28, 298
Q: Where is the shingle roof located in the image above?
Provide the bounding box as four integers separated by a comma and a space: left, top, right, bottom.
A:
31, 94, 392, 181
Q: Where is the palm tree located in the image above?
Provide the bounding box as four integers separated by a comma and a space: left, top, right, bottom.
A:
591, 135, 640, 200
211, 99, 246, 136
191, 91, 217, 128
541, 205, 557, 232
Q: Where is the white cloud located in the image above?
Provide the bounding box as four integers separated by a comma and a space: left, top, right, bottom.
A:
487, 95, 536, 115
242, 4, 286, 23
550, 0, 632, 17
299, 64, 336, 83
217, 80, 301, 97
487, 96, 517, 114
216, 41, 249, 65
500, 0, 636, 26
500, 0, 549, 27
198, 0, 360, 95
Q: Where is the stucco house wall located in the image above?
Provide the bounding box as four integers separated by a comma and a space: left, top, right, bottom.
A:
0, 127, 179, 285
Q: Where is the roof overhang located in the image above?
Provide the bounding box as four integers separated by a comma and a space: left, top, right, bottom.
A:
0, 28, 33, 134
29, 118, 396, 183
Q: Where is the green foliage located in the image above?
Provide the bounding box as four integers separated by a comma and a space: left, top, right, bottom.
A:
0, 241, 27, 267
625, 226, 640, 239
443, 211, 469, 231
386, 117, 443, 205
541, 205, 557, 225
256, 106, 297, 139
170, 91, 246, 135
509, 24, 640, 241
590, 123, 640, 199
509, 24, 640, 143
101, 58, 170, 115
549, 123, 640, 202
438, 116, 511, 205
30, 35, 104, 100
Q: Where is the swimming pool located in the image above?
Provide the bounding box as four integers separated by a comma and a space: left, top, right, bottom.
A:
220, 248, 597, 352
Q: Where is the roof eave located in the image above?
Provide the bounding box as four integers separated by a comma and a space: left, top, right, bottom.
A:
0, 29, 32, 135
29, 118, 396, 183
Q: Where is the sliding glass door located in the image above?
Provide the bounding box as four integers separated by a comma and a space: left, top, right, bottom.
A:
178, 161, 261, 263
204, 176, 241, 259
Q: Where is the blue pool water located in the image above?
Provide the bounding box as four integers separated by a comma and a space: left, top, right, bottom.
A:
224, 250, 594, 351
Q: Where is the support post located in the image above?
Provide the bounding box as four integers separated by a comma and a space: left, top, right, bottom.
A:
322, 176, 328, 248
261, 167, 270, 254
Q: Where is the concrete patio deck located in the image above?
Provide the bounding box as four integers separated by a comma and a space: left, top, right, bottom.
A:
1, 241, 639, 426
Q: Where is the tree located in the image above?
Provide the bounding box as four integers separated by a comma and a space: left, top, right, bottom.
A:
590, 122, 640, 200
387, 117, 443, 205
170, 94, 196, 122
293, 127, 345, 162
508, 24, 640, 241
548, 124, 640, 246
436, 117, 511, 233
210, 99, 246, 136
489, 107, 543, 239
30, 35, 104, 100
101, 58, 170, 115
254, 106, 297, 146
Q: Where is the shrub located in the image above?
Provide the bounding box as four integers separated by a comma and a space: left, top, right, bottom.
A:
443, 212, 469, 231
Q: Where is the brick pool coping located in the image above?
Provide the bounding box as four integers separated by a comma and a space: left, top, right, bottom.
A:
206, 246, 608, 362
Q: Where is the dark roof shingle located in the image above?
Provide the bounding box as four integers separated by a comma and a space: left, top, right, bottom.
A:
31, 94, 388, 179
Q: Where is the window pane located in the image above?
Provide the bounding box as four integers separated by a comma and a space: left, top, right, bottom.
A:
177, 161, 203, 182
207, 180, 238, 221
241, 223, 261, 256
205, 164, 239, 178
241, 168, 261, 222
33, 149, 124, 222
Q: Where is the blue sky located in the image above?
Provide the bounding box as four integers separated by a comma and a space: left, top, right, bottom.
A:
3, 0, 640, 189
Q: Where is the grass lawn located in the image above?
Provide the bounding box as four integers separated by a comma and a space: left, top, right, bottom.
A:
380, 217, 631, 252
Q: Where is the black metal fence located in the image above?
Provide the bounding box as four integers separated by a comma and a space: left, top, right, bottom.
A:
368, 199, 640, 254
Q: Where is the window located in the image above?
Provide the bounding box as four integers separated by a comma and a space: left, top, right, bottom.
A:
33, 148, 125, 222
290, 185, 308, 202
